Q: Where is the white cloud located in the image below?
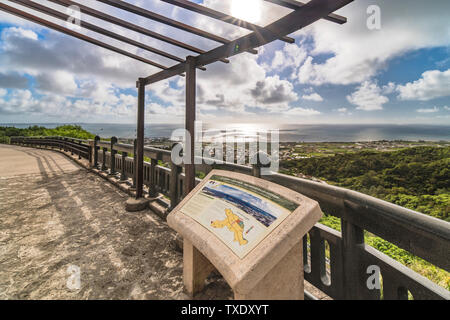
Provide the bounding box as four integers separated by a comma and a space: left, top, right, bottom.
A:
0, 1, 300, 123
337, 108, 348, 113
0, 72, 28, 89
250, 75, 298, 105
444, 106, 450, 111
35, 71, 77, 95
302, 92, 323, 102
284, 107, 321, 116
2, 0, 449, 124
347, 81, 388, 111
2, 27, 38, 41
0, 87, 139, 121
0, 26, 158, 88
382, 82, 396, 94
417, 107, 439, 113
397, 69, 450, 101
270, 43, 308, 71
294, 0, 450, 85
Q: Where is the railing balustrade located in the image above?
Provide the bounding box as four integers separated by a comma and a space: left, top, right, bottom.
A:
9, 135, 450, 300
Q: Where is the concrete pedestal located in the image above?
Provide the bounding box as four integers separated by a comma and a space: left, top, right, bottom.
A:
125, 197, 149, 212
234, 241, 304, 300
168, 170, 322, 300
183, 239, 304, 300
183, 240, 216, 295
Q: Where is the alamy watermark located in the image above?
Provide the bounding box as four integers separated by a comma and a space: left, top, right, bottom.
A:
66, 5, 81, 30
66, 264, 81, 290
170, 121, 279, 175
367, 5, 381, 30
366, 265, 381, 290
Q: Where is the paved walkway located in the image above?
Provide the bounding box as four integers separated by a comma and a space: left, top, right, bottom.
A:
0, 144, 231, 299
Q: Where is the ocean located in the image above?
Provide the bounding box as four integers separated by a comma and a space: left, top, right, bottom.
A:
2, 123, 449, 142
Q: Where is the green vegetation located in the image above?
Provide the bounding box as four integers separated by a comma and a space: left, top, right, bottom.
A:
0, 125, 95, 141
282, 146, 449, 221
282, 146, 450, 289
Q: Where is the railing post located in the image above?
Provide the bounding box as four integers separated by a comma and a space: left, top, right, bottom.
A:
341, 214, 366, 300
78, 140, 82, 159
149, 158, 158, 197
109, 136, 118, 175
101, 147, 107, 171
169, 160, 181, 210
93, 136, 100, 168
130, 139, 137, 189
120, 151, 128, 181
251, 151, 269, 178
251, 163, 261, 178
70, 139, 74, 155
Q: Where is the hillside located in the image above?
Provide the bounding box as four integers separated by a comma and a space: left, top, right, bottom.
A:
281, 146, 450, 289
0, 125, 95, 143
281, 146, 450, 222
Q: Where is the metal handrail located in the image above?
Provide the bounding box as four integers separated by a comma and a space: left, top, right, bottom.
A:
10, 135, 450, 300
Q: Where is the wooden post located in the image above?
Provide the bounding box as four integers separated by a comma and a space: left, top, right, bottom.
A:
78, 140, 82, 159
101, 147, 107, 171
184, 56, 196, 196
149, 158, 158, 197
169, 160, 181, 210
252, 163, 261, 178
120, 151, 128, 181
341, 216, 365, 299
131, 138, 137, 189
110, 136, 118, 175
93, 136, 100, 168
136, 79, 145, 199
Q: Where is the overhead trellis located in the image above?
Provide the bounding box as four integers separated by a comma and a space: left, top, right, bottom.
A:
0, 0, 353, 200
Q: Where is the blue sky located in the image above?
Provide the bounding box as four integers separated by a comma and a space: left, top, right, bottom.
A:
0, 0, 449, 125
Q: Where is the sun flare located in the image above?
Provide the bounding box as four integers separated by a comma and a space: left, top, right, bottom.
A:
231, 0, 262, 23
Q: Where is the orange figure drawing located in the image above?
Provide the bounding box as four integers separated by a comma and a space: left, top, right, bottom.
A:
211, 209, 248, 246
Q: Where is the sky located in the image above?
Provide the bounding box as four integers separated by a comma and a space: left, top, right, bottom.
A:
0, 0, 449, 126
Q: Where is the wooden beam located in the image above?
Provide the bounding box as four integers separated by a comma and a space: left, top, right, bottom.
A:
0, 2, 168, 69
264, 0, 347, 24
96, 0, 257, 54
143, 62, 186, 86
184, 56, 196, 196
143, 0, 353, 85
196, 0, 353, 67
161, 0, 295, 44
10, 0, 195, 66
47, 0, 229, 64
135, 79, 146, 199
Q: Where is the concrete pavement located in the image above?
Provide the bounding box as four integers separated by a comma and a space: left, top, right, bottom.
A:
0, 144, 232, 299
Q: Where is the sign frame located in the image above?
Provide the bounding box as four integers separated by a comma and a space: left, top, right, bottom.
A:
167, 169, 323, 299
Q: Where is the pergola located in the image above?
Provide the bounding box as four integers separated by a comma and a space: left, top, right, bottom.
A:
1, 0, 352, 201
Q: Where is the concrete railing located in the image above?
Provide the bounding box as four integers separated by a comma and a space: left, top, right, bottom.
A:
10, 136, 450, 300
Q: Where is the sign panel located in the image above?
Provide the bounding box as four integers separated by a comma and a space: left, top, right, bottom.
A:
180, 174, 299, 259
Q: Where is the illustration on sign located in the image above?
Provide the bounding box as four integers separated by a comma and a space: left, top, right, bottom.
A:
180, 175, 299, 258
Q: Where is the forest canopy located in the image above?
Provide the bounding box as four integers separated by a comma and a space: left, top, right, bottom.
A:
0, 125, 95, 141
281, 146, 450, 222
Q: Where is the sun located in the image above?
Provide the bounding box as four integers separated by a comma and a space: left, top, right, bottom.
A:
231, 0, 261, 24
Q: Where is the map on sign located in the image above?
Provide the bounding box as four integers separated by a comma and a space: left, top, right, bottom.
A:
180, 175, 299, 259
